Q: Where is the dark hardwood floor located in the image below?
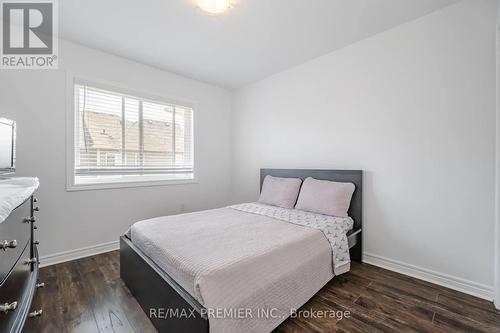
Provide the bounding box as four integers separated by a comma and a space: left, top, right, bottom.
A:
23, 251, 500, 333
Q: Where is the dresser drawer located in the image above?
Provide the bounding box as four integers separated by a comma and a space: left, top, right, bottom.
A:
0, 242, 31, 333
0, 198, 31, 284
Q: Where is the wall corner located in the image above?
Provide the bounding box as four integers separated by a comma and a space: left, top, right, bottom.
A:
495, 0, 500, 311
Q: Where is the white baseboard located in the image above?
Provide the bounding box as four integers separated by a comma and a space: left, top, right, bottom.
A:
363, 252, 495, 301
39, 240, 120, 268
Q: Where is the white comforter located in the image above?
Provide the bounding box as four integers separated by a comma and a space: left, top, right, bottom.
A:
129, 203, 353, 333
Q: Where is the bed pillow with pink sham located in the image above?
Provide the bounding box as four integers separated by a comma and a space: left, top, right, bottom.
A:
258, 175, 302, 209
295, 177, 355, 217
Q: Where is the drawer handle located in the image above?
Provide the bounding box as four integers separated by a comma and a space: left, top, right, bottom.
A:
23, 217, 35, 223
28, 309, 43, 318
25, 258, 37, 265
0, 240, 17, 250
0, 301, 18, 314
33, 240, 40, 245
36, 282, 45, 288
34, 206, 40, 212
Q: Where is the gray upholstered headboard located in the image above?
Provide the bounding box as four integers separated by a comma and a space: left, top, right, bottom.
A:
260, 169, 363, 232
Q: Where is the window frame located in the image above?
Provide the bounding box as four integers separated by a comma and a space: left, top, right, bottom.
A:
66, 74, 197, 191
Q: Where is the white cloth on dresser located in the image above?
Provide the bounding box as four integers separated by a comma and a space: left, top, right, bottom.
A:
0, 177, 39, 224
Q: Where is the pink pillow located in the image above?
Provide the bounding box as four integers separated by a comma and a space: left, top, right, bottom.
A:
295, 177, 355, 217
258, 176, 302, 208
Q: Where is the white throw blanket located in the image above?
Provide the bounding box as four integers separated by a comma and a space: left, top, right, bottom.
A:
0, 177, 39, 224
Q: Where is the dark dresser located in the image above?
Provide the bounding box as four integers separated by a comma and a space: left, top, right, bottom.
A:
0, 195, 42, 333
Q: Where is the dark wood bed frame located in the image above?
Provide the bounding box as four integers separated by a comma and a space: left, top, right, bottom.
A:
120, 169, 362, 333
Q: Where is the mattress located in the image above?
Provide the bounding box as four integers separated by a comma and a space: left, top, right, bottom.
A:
129, 203, 352, 333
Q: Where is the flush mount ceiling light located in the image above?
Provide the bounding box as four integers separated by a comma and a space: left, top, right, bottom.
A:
196, 0, 231, 14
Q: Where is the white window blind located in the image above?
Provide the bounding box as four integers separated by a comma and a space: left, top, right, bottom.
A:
74, 83, 194, 184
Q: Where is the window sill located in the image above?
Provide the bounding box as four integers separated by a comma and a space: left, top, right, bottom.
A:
67, 174, 197, 191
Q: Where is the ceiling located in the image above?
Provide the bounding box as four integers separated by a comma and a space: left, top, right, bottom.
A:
60, 0, 459, 89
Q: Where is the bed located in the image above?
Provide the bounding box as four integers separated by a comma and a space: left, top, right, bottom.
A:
120, 169, 362, 333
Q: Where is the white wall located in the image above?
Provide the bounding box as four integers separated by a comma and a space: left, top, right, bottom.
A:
0, 40, 232, 260
232, 0, 497, 296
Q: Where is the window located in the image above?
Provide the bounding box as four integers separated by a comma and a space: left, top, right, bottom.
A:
69, 81, 194, 189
